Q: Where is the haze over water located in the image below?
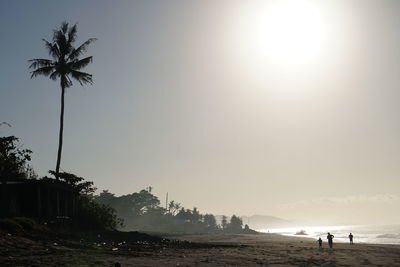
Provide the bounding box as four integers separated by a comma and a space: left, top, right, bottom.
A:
260, 224, 400, 245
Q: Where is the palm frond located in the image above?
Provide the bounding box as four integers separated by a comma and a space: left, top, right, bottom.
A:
61, 21, 69, 34
66, 75, 73, 86
68, 38, 97, 60
42, 39, 60, 59
49, 71, 60, 81
61, 75, 73, 88
68, 24, 78, 43
54, 30, 70, 56
70, 70, 93, 85
28, 58, 55, 69
30, 66, 55, 78
68, 56, 93, 71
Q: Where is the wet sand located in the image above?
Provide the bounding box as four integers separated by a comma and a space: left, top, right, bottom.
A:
1, 232, 400, 266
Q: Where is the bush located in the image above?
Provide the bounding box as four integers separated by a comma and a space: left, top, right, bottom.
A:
13, 217, 37, 231
41, 171, 122, 230
75, 196, 123, 230
0, 217, 50, 235
0, 218, 24, 233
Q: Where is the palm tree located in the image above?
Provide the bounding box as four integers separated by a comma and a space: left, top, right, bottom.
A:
29, 22, 96, 180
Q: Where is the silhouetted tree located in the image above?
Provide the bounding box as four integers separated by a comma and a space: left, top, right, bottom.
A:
203, 214, 217, 229
0, 136, 35, 180
45, 170, 96, 195
133, 189, 160, 214
176, 208, 192, 223
29, 22, 96, 180
191, 207, 202, 224
108, 189, 161, 226
168, 200, 181, 215
94, 190, 117, 207
228, 215, 243, 231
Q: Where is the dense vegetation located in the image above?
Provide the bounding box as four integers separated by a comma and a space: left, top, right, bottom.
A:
1, 133, 254, 234
0, 135, 119, 231
43, 171, 123, 230
94, 189, 253, 234
0, 135, 37, 180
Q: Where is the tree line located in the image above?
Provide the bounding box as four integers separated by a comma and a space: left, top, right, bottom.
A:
94, 189, 253, 234
1, 133, 254, 233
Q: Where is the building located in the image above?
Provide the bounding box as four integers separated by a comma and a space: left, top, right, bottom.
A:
0, 178, 78, 221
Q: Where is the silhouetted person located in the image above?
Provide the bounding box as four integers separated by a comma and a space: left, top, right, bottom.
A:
327, 232, 334, 248
115, 262, 121, 267
349, 233, 354, 244
318, 237, 322, 248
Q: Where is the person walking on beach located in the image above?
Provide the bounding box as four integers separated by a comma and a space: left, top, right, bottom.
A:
349, 233, 354, 245
318, 237, 323, 248
327, 232, 334, 248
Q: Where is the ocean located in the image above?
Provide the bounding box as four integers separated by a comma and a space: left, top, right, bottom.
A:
258, 224, 400, 245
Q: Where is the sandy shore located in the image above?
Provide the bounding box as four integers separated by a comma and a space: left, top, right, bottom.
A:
1, 232, 400, 266
113, 233, 400, 266
164, 233, 400, 266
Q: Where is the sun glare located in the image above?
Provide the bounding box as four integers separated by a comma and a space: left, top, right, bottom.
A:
234, 0, 332, 75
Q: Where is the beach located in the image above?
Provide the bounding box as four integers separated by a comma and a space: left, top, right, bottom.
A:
160, 234, 400, 266
2, 231, 400, 266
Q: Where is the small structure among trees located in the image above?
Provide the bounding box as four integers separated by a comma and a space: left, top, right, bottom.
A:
0, 135, 72, 220
1, 177, 76, 220
0, 135, 120, 230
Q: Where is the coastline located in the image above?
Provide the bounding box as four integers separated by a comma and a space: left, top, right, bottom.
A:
260, 223, 400, 245
2, 231, 400, 266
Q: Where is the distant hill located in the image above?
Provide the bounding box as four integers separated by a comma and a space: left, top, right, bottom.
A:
216, 215, 295, 230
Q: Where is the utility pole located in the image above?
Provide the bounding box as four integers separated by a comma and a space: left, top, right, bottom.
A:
166, 192, 168, 212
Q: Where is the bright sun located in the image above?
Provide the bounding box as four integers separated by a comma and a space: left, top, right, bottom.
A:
234, 0, 331, 73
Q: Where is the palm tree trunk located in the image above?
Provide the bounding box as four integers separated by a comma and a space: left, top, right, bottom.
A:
55, 83, 65, 180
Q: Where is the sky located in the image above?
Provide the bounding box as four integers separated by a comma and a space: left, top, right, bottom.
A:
1, 0, 400, 225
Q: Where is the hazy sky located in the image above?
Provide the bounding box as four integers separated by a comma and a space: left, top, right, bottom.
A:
1, 0, 400, 225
